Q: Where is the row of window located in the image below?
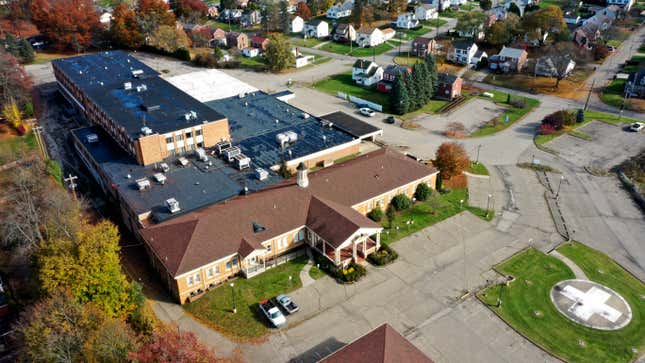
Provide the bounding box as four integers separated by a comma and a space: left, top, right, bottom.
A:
165, 129, 202, 144
186, 257, 238, 287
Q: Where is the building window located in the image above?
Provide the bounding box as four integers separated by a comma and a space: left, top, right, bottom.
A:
226, 261, 231, 270
194, 273, 201, 283
207, 268, 213, 278
278, 237, 284, 249
187, 276, 194, 286
166, 136, 173, 144
215, 265, 220, 274
196, 142, 203, 148
176, 134, 184, 141
297, 230, 305, 241
232, 257, 238, 266
185, 131, 192, 139
195, 129, 202, 136
267, 244, 272, 252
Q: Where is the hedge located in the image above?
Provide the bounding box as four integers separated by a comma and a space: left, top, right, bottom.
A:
367, 244, 399, 266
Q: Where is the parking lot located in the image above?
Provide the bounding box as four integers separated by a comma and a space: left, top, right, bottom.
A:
546, 121, 645, 170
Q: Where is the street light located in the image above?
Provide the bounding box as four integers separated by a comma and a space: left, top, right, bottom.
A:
230, 283, 236, 314
459, 199, 464, 210
555, 175, 565, 200
486, 194, 492, 218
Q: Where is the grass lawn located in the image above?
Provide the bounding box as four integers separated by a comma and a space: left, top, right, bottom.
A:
607, 39, 623, 48
600, 79, 626, 109
291, 38, 325, 48
380, 188, 492, 245
470, 91, 540, 137
534, 110, 640, 146
482, 68, 592, 100
312, 71, 391, 112
237, 55, 269, 71
0, 131, 37, 164
308, 265, 326, 280
467, 161, 489, 176
424, 18, 448, 28
319, 41, 394, 57
184, 256, 308, 339
439, 10, 460, 18
396, 26, 432, 40
31, 52, 75, 64
478, 243, 645, 363
399, 99, 451, 120
393, 55, 423, 66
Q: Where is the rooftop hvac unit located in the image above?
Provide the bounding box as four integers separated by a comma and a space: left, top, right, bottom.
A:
141, 126, 153, 136
177, 157, 189, 166
153, 173, 166, 184
132, 69, 144, 78
143, 104, 160, 112
276, 133, 289, 147
222, 146, 241, 162
124, 82, 132, 90
85, 133, 99, 143
233, 154, 251, 170
136, 178, 151, 190
302, 112, 310, 119
165, 198, 180, 213
238, 92, 246, 98
136, 84, 147, 92
195, 148, 208, 162
159, 162, 169, 173
321, 120, 333, 128
184, 111, 198, 121
215, 141, 232, 154
284, 131, 298, 143
255, 167, 268, 181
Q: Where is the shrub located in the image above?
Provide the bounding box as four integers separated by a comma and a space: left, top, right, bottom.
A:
576, 109, 584, 123
414, 183, 431, 201
193, 53, 218, 68
386, 205, 395, 225
367, 208, 383, 222
312, 253, 367, 283
539, 123, 557, 135
542, 110, 574, 131
367, 244, 399, 266
593, 45, 609, 61
174, 48, 191, 61
509, 98, 526, 109
391, 194, 411, 211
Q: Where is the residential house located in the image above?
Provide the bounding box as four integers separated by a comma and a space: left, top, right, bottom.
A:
226, 32, 249, 50
140, 149, 439, 304
505, 0, 526, 16
241, 9, 261, 28
436, 73, 462, 100
488, 46, 528, 73
377, 65, 411, 93
251, 36, 269, 51
625, 70, 645, 98
424, 0, 451, 11
236, 0, 248, 7
352, 59, 384, 86
291, 15, 305, 33
356, 27, 384, 48
411, 36, 436, 57
450, 0, 467, 6
382, 28, 395, 42
447, 41, 478, 65
471, 50, 488, 67
572, 27, 597, 49
242, 47, 259, 57
457, 25, 484, 40
220, 9, 242, 23
396, 13, 420, 29
415, 4, 438, 21
320, 324, 435, 363
607, 0, 634, 11
212, 28, 227, 47
327, 0, 354, 19
534, 56, 576, 78
333, 23, 357, 42
305, 19, 329, 38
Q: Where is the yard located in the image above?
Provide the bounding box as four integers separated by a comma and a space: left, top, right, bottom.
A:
423, 18, 448, 28
470, 90, 540, 137
379, 188, 491, 245
478, 242, 645, 363
0, 130, 36, 164
600, 79, 626, 109
312, 71, 391, 112
183, 256, 309, 339
319, 41, 395, 57
482, 68, 592, 100
291, 37, 326, 48
398, 99, 451, 120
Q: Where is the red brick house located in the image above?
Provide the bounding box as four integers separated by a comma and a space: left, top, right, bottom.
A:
376, 65, 411, 93
226, 32, 249, 50
250, 36, 269, 51
411, 37, 436, 57
436, 73, 462, 100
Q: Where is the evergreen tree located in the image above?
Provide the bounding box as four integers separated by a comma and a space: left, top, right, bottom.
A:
351, 0, 364, 28
424, 54, 438, 96
404, 72, 419, 111
279, 1, 290, 34
391, 74, 409, 115
411, 63, 425, 106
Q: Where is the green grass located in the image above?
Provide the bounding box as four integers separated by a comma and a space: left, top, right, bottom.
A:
393, 55, 423, 66
600, 79, 626, 109
607, 39, 623, 48
237, 55, 269, 71
308, 265, 326, 280
396, 26, 433, 40
319, 41, 394, 57
479, 243, 645, 363
470, 91, 540, 137
399, 99, 451, 120
31, 52, 73, 64
380, 188, 492, 245
46, 159, 63, 186
0, 131, 37, 164
291, 38, 325, 48
568, 130, 593, 140
312, 71, 391, 112
424, 18, 448, 28
299, 52, 331, 66
467, 161, 489, 176
439, 10, 460, 18
184, 256, 308, 339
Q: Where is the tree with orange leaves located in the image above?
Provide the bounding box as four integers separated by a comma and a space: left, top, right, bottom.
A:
296, 2, 312, 20
434, 142, 470, 180
110, 3, 145, 49
30, 0, 99, 52
129, 324, 221, 363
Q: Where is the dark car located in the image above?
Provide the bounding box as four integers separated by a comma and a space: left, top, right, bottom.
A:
384, 116, 396, 124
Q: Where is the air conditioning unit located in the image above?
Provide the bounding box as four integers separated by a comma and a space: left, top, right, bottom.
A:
215, 141, 232, 154
255, 167, 268, 181
136, 178, 151, 190
222, 146, 241, 162
124, 82, 132, 90
153, 173, 166, 184
165, 198, 180, 213
141, 126, 153, 136
233, 154, 251, 170
132, 69, 144, 78
136, 84, 147, 92
85, 133, 99, 143
284, 131, 298, 143
195, 148, 208, 162
159, 163, 169, 173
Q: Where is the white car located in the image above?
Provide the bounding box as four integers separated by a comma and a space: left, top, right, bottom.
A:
359, 107, 376, 117
629, 122, 644, 132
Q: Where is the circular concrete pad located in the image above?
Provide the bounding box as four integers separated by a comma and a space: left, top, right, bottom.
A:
551, 279, 632, 330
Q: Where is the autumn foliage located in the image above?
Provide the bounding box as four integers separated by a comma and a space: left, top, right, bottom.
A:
129, 324, 220, 363
434, 142, 470, 180
296, 2, 312, 20
110, 4, 145, 49
173, 0, 208, 21
30, 0, 100, 52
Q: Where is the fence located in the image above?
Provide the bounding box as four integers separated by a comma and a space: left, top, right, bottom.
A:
337, 92, 383, 112
242, 248, 307, 277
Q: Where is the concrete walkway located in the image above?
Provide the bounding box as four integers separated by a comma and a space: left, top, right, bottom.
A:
299, 254, 316, 288
549, 250, 589, 280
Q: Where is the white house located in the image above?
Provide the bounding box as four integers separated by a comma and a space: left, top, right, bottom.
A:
352, 59, 384, 86
382, 28, 395, 41
242, 47, 260, 57
425, 0, 451, 11
447, 41, 478, 65
415, 4, 438, 20
396, 13, 420, 29
356, 26, 385, 48
327, 0, 354, 19
304, 19, 329, 38
450, 0, 467, 6
607, 0, 634, 10
535, 56, 576, 77
291, 15, 304, 33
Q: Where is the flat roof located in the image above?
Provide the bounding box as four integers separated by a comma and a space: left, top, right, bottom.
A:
72, 126, 283, 223
53, 51, 226, 140
321, 111, 382, 139
166, 69, 258, 102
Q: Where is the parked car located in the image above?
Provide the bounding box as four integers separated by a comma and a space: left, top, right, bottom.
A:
259, 299, 286, 327
276, 294, 299, 314
359, 107, 376, 117
384, 116, 396, 124
607, 45, 616, 52
628, 122, 644, 132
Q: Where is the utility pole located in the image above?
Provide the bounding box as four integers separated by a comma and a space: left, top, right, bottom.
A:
476, 144, 482, 164
64, 174, 79, 200
32, 125, 48, 159
583, 79, 595, 111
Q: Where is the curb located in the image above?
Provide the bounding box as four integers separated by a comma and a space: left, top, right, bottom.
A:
463, 171, 490, 179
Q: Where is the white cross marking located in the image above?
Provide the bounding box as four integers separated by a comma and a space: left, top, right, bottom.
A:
560, 285, 622, 323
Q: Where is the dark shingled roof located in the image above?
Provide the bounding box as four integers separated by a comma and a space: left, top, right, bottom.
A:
320, 324, 435, 363
321, 111, 382, 139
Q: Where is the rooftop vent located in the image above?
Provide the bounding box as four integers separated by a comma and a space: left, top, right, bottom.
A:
124, 82, 132, 90
184, 110, 197, 121
132, 69, 144, 78
255, 167, 268, 181
222, 146, 241, 162
238, 92, 246, 98
141, 126, 153, 136
159, 163, 170, 172
215, 140, 232, 154
178, 157, 189, 166
302, 112, 310, 119
153, 173, 166, 184
165, 198, 180, 213
85, 133, 99, 143
233, 153, 251, 170
136, 84, 147, 92
252, 221, 266, 233
321, 120, 333, 128
136, 178, 151, 191
143, 104, 160, 112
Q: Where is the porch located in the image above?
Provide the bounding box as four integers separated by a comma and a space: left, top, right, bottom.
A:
313, 232, 380, 267
241, 248, 306, 278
